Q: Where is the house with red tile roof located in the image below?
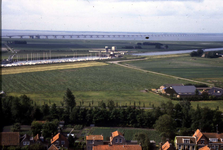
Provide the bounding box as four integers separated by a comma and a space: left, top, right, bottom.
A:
93, 144, 142, 150
198, 145, 211, 150
86, 135, 104, 150
51, 133, 69, 149
174, 136, 196, 150
110, 131, 126, 145
192, 129, 223, 150
48, 144, 59, 150
86, 131, 142, 150
0, 132, 20, 148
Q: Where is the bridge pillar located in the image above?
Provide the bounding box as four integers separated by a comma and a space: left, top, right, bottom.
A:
70, 36, 72, 38
35, 35, 40, 39
62, 36, 65, 38
45, 36, 48, 39
54, 35, 57, 38
20, 36, 23, 38
29, 36, 34, 39
9, 36, 12, 38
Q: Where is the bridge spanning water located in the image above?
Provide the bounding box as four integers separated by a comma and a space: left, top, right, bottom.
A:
1, 33, 193, 39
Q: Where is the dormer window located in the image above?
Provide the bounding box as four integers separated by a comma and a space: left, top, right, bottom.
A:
201, 140, 205, 144
209, 138, 218, 142
183, 139, 190, 144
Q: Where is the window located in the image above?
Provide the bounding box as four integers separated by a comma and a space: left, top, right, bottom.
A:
119, 139, 122, 143
209, 138, 218, 142
56, 140, 60, 145
23, 141, 26, 145
115, 139, 118, 143
61, 140, 65, 145
183, 139, 190, 144
26, 141, 30, 145
178, 145, 181, 150
201, 140, 205, 144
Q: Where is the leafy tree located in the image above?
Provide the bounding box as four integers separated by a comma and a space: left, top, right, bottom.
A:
41, 103, 50, 120
11, 97, 22, 123
31, 121, 43, 136
180, 100, 192, 128
2, 96, 13, 125
154, 114, 176, 140
98, 100, 106, 109
42, 120, 59, 139
50, 103, 59, 120
107, 100, 115, 111
0, 97, 3, 131
134, 132, 150, 150
12, 123, 21, 132
31, 106, 43, 121
63, 88, 76, 113
197, 49, 204, 56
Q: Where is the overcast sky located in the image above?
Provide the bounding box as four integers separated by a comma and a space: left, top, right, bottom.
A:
2, 0, 223, 33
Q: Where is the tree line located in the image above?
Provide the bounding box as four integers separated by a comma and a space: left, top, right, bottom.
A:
1, 88, 223, 142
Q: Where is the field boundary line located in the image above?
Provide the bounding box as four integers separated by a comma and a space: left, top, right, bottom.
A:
108, 59, 214, 87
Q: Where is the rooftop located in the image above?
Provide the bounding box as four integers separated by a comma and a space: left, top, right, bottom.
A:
93, 145, 142, 150
86, 135, 104, 141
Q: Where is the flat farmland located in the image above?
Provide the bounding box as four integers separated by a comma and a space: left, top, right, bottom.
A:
2, 62, 191, 106
1, 61, 108, 75
125, 55, 223, 88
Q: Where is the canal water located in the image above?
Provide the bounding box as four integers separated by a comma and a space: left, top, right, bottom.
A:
132, 48, 223, 56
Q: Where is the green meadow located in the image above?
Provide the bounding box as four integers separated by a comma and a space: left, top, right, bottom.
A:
2, 63, 183, 106
125, 55, 223, 87
1, 38, 223, 111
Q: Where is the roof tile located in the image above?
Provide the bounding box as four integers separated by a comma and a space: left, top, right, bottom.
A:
86, 135, 103, 141
0, 132, 20, 146
93, 145, 142, 150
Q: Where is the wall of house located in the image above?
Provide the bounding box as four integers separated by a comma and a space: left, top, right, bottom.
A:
111, 136, 126, 145
86, 140, 103, 150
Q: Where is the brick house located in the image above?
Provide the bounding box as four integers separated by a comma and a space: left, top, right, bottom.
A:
50, 133, 69, 149
93, 144, 142, 150
193, 129, 223, 150
86, 131, 142, 150
174, 136, 196, 150
0, 132, 20, 148
110, 131, 126, 145
86, 135, 103, 150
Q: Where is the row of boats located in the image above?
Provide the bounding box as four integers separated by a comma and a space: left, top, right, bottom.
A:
1, 56, 110, 67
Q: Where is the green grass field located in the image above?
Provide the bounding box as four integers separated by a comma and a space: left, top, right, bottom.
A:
90, 127, 161, 143
125, 55, 223, 87
2, 63, 182, 106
